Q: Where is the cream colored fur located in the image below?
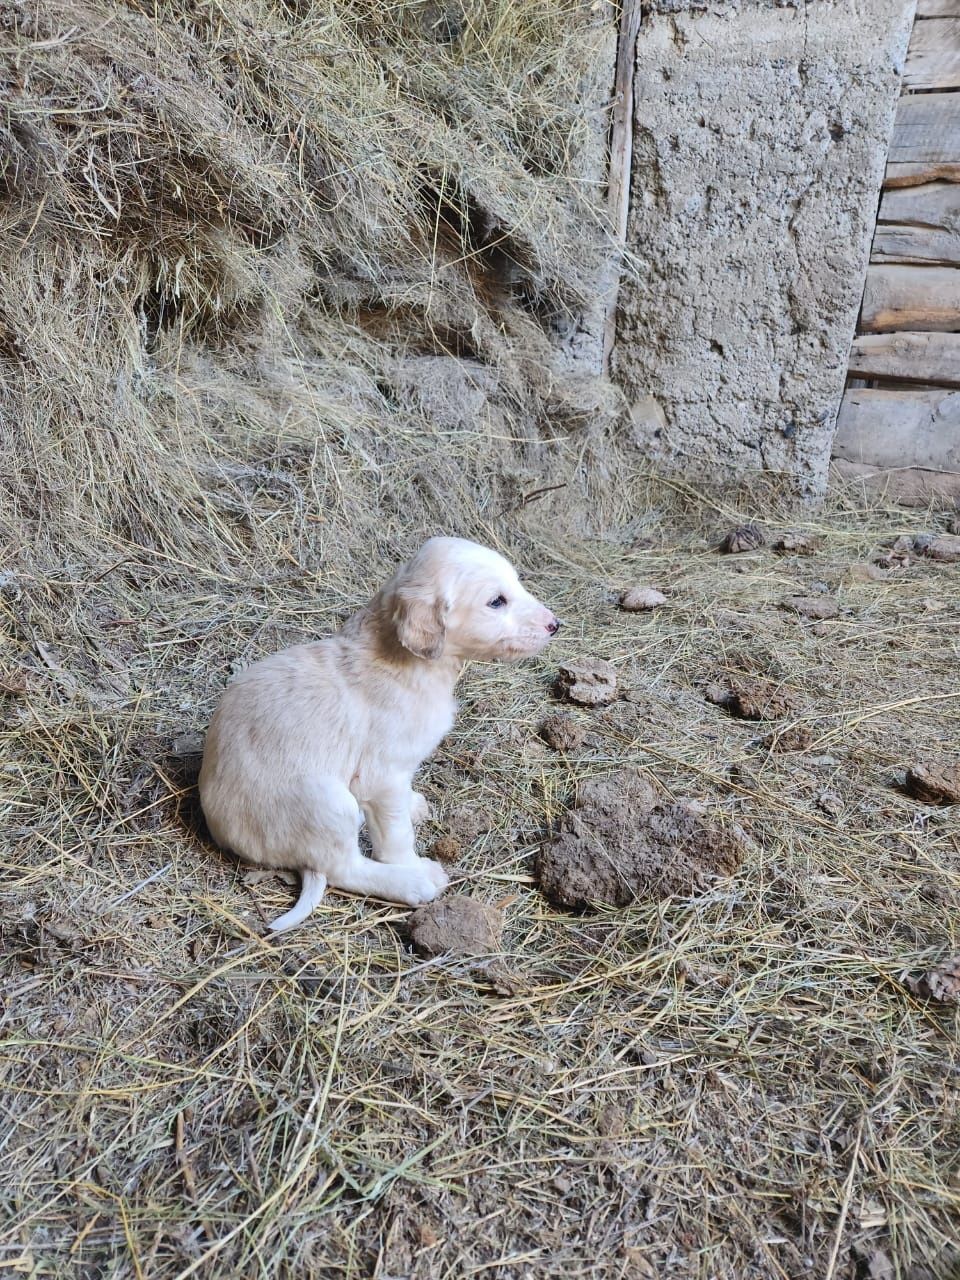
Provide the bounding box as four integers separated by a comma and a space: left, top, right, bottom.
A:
198, 537, 558, 931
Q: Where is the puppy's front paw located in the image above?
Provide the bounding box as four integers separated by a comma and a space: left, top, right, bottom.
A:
409, 791, 432, 825
399, 857, 449, 906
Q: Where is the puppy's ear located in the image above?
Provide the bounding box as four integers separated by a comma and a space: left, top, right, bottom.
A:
392, 587, 447, 660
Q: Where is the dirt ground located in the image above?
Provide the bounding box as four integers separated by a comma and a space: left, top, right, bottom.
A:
2, 498, 958, 1279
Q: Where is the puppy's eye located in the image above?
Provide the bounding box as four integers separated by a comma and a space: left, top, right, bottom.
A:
488, 594, 507, 609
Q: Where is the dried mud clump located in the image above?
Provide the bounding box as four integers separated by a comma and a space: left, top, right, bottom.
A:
536, 770, 749, 909
904, 761, 960, 806
408, 895, 503, 958
705, 676, 802, 721
555, 658, 618, 706
539, 712, 586, 752
906, 955, 960, 1005
719, 524, 765, 554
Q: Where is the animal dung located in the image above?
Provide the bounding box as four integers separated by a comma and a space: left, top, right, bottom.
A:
704, 675, 802, 721
719, 524, 765, 554
407, 895, 503, 957
619, 586, 667, 611
913, 533, 960, 563
772, 532, 819, 555
536, 770, 749, 910
539, 712, 586, 752
428, 835, 464, 864
780, 595, 840, 621
904, 760, 960, 806
555, 658, 618, 706
905, 955, 960, 1004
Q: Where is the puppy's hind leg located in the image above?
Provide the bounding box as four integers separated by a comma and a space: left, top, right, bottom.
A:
267, 779, 360, 933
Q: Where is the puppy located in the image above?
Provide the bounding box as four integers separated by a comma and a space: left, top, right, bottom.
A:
198, 537, 559, 931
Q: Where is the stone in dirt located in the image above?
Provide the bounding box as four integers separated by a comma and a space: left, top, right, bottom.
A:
718, 524, 765, 554
905, 955, 960, 1005
536, 769, 749, 910
780, 595, 840, 621
705, 675, 802, 721
555, 658, 618, 706
904, 761, 960, 806
619, 586, 667, 611
539, 712, 586, 752
407, 895, 503, 957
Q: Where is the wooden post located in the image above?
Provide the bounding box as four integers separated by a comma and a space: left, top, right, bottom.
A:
602, 0, 643, 374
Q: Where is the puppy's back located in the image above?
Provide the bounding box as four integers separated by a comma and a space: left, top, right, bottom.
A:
199, 641, 364, 854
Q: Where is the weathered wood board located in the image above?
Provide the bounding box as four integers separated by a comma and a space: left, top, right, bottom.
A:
878, 180, 960, 226
831, 459, 960, 502
834, 388, 960, 469
834, 2, 960, 501
905, 19, 960, 89
860, 264, 960, 331
847, 331, 960, 387
886, 92, 960, 185
917, 0, 960, 15
872, 224, 960, 264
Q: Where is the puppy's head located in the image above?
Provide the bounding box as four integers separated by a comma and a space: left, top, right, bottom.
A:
389, 537, 558, 663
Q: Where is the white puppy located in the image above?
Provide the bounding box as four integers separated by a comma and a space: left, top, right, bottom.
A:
198, 537, 559, 932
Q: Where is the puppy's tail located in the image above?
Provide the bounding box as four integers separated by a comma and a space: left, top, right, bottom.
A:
268, 870, 327, 934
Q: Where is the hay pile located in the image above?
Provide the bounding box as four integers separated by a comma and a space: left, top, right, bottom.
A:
1, 0, 623, 595
2, 2, 960, 1277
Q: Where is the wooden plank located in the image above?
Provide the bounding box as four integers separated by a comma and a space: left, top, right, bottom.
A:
879, 180, 960, 226
917, 0, 960, 16
887, 161, 960, 186
848, 332, 960, 388
860, 264, 960, 331
885, 92, 960, 186
831, 460, 960, 506
833, 388, 960, 470
905, 19, 960, 89
873, 224, 960, 264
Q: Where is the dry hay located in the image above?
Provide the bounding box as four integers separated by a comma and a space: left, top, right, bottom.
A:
1, 0, 627, 598
2, 1, 960, 1277
2, 482, 960, 1278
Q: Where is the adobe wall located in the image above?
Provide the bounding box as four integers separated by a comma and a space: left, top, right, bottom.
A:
612, 1, 916, 498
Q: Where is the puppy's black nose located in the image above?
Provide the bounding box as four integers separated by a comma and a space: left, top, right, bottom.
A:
547, 618, 560, 635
